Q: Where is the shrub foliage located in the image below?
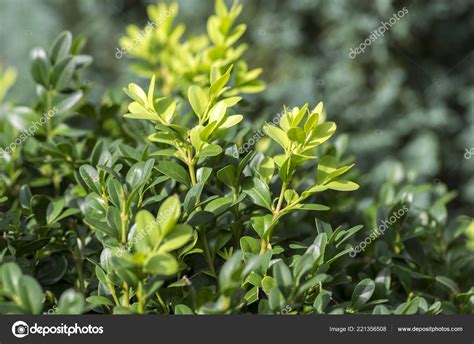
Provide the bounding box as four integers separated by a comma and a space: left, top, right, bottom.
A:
0, 0, 472, 315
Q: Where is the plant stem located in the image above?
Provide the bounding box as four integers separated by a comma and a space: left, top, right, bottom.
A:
75, 246, 85, 293
45, 90, 53, 139
120, 190, 128, 246
120, 213, 128, 245
199, 227, 216, 277
187, 147, 197, 186
259, 238, 268, 255
274, 182, 287, 219
108, 281, 120, 306
185, 147, 215, 275
231, 189, 242, 246
260, 182, 288, 254
155, 292, 169, 314
123, 282, 130, 307
188, 162, 197, 186
137, 281, 144, 314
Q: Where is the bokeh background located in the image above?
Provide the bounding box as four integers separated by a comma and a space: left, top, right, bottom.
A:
0, 0, 473, 214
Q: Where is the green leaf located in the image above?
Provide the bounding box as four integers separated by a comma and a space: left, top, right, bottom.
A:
125, 83, 147, 105
209, 67, 231, 100
300, 204, 330, 211
208, 101, 227, 123
56, 90, 83, 113
79, 165, 101, 194
30, 47, 50, 87
397, 297, 422, 315
351, 278, 375, 310
310, 122, 336, 145
256, 157, 275, 185
325, 180, 359, 191
313, 290, 331, 314
51, 56, 75, 91
219, 251, 243, 291
126, 159, 154, 188
106, 206, 122, 238
204, 196, 233, 216
145, 252, 179, 276
18, 275, 44, 314
317, 155, 337, 185
219, 115, 243, 129
250, 214, 274, 239
17, 238, 52, 256
187, 210, 215, 227
107, 179, 124, 207
72, 54, 92, 68
304, 112, 320, 134
134, 210, 160, 254
268, 287, 285, 311
287, 127, 306, 143
86, 295, 114, 307
278, 157, 292, 183
1, 262, 22, 294
435, 276, 460, 294
49, 31, 72, 63
183, 183, 204, 213
155, 97, 176, 123
240, 236, 260, 254
19, 185, 32, 210
147, 75, 156, 107
175, 304, 194, 315
217, 165, 237, 189
36, 256, 68, 285
244, 286, 259, 305
148, 132, 177, 145
113, 306, 135, 314
158, 224, 193, 252
188, 85, 208, 118
329, 164, 355, 181
196, 144, 223, 158
242, 177, 272, 210
373, 305, 390, 315
317, 156, 355, 185
46, 198, 65, 224
222, 96, 242, 107
265, 125, 288, 149
30, 195, 50, 226
262, 276, 276, 295
124, 106, 160, 122
196, 167, 212, 184
375, 268, 391, 296
157, 195, 181, 237
57, 289, 85, 314
157, 161, 191, 187
54, 208, 80, 223
273, 261, 292, 293
306, 233, 327, 261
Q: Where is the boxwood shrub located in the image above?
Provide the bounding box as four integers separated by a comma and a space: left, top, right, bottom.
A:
0, 0, 472, 315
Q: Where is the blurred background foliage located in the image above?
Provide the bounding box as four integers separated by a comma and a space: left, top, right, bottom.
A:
0, 0, 473, 214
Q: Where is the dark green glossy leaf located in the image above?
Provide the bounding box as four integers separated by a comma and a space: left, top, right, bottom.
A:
156, 161, 191, 187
